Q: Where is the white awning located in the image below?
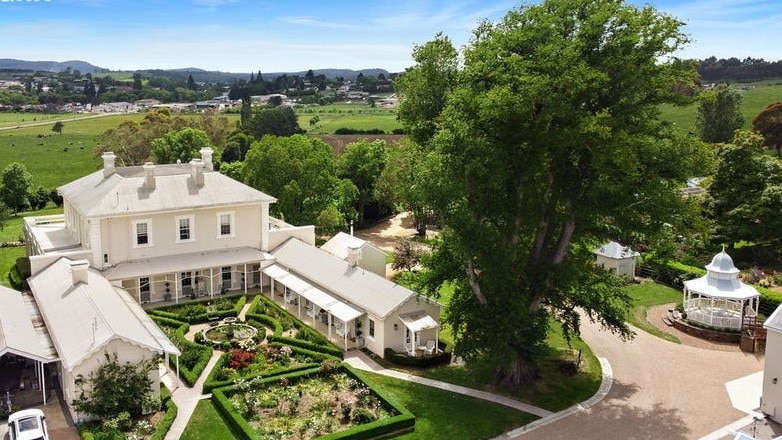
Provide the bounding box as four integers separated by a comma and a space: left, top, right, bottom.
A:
328, 301, 363, 323
399, 311, 439, 333
264, 264, 364, 323
299, 287, 337, 311
262, 264, 291, 280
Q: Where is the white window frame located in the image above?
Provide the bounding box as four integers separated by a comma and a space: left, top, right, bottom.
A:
217, 211, 235, 238
132, 219, 152, 247
176, 215, 195, 243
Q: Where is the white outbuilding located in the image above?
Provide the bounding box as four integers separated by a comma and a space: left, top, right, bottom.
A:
594, 240, 640, 279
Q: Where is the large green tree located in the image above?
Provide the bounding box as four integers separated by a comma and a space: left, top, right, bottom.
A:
243, 134, 357, 231
695, 84, 744, 143
337, 139, 387, 226
402, 0, 705, 384
244, 106, 302, 140
0, 162, 32, 213
151, 127, 212, 164
706, 130, 782, 246
375, 139, 436, 235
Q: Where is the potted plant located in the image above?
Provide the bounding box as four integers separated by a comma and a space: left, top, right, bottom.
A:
164, 282, 171, 301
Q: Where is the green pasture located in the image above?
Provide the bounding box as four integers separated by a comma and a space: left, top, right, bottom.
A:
296, 103, 401, 134
0, 112, 65, 128
659, 81, 782, 134
0, 114, 144, 189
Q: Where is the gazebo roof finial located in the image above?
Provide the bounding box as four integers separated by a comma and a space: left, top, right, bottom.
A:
705, 248, 739, 276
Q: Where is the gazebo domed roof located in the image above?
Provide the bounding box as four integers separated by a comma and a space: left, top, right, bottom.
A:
705, 249, 740, 276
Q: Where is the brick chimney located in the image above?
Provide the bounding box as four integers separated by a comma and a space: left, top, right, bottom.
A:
102, 151, 116, 178
70, 259, 90, 285
200, 147, 214, 171
190, 159, 204, 187
142, 162, 156, 189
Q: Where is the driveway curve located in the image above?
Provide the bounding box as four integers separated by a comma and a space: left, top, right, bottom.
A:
514, 318, 763, 440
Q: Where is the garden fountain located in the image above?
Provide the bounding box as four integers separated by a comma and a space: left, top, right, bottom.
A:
202, 317, 260, 347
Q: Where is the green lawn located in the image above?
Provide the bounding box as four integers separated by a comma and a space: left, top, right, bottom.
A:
354, 369, 535, 439
625, 281, 683, 343
180, 400, 239, 440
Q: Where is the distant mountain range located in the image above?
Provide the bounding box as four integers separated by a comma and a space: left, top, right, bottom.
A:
0, 59, 392, 81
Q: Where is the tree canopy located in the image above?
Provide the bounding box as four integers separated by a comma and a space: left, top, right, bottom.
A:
151, 127, 212, 164
400, 0, 706, 385
244, 106, 303, 140
242, 134, 357, 233
0, 162, 32, 213
695, 84, 744, 143
706, 130, 782, 246
337, 139, 387, 226
752, 101, 782, 155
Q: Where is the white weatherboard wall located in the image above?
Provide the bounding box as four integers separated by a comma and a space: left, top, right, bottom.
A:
763, 325, 782, 422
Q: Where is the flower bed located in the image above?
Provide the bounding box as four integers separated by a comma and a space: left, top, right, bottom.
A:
212, 364, 414, 440
203, 344, 336, 393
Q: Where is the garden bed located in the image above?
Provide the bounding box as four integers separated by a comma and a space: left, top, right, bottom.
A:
212, 363, 414, 440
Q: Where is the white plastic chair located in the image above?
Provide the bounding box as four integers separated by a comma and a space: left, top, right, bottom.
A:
424, 340, 436, 355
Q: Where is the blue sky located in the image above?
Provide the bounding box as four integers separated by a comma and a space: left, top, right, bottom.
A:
1, 0, 781, 73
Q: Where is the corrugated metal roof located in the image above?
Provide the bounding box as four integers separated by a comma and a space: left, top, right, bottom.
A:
272, 238, 414, 318
103, 247, 273, 281
0, 286, 58, 362
321, 232, 376, 260
594, 241, 640, 259
28, 258, 180, 371
58, 164, 276, 218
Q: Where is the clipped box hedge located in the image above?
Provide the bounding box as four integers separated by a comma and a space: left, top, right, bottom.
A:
211, 364, 415, 440
149, 294, 246, 324
150, 316, 213, 387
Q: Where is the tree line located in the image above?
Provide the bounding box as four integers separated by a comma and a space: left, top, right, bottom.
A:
697, 56, 782, 82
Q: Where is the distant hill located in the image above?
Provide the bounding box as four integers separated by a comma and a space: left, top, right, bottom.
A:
132, 68, 391, 83
0, 59, 105, 73
0, 59, 393, 82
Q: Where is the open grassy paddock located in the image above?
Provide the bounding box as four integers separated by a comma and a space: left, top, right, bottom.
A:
659, 80, 782, 134
296, 102, 402, 135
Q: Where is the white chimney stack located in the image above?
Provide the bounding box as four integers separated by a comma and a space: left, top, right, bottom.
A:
200, 147, 214, 171
347, 245, 361, 268
102, 151, 116, 177
190, 159, 204, 187
142, 162, 156, 189
70, 259, 90, 285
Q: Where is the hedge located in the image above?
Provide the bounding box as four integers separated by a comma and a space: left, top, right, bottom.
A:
148, 294, 246, 324
266, 334, 344, 359
211, 364, 415, 440
151, 316, 213, 387
150, 384, 178, 440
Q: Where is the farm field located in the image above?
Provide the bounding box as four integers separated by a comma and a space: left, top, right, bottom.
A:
296, 103, 402, 135
659, 80, 782, 133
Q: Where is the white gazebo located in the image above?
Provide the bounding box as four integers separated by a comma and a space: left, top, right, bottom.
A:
682, 249, 760, 331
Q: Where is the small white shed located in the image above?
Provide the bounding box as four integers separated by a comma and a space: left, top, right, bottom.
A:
594, 241, 640, 279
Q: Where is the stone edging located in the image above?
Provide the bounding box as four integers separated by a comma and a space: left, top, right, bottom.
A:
491, 357, 613, 439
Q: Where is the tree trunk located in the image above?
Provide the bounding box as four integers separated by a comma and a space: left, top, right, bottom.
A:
502, 349, 539, 386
